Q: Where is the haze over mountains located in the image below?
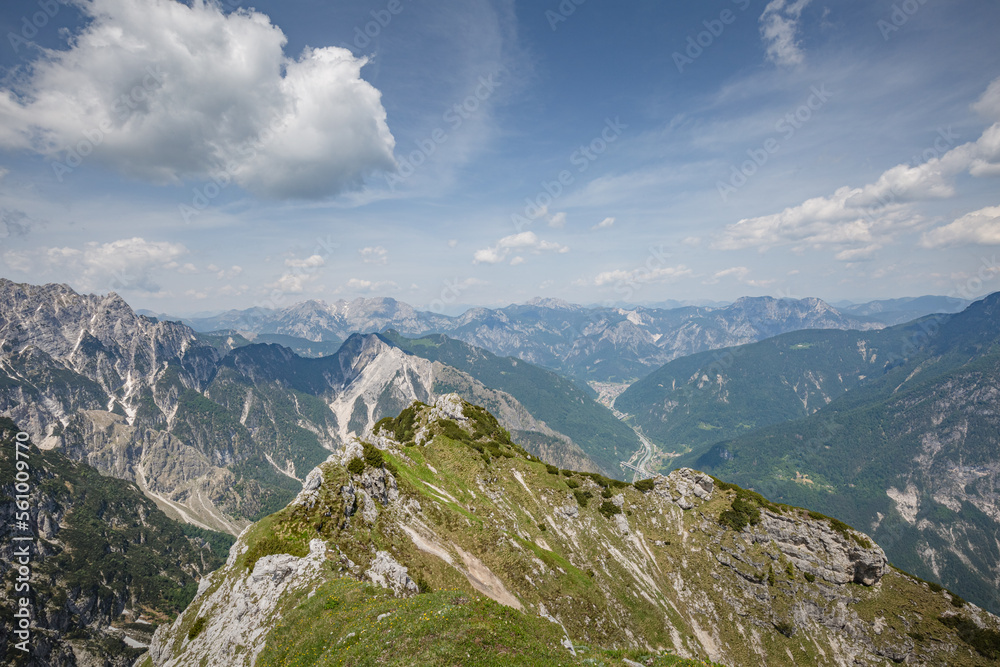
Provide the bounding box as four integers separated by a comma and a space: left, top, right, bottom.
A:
146, 294, 968, 384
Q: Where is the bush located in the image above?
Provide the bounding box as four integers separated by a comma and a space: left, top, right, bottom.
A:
601, 488, 613, 499
598, 501, 622, 519
767, 566, 776, 587
565, 479, 580, 489
633, 479, 655, 492
939, 615, 1000, 659
545, 464, 559, 475
561, 470, 574, 477
187, 616, 207, 641
363, 442, 384, 469
573, 489, 592, 508
347, 458, 365, 476
804, 572, 816, 583
719, 491, 762, 532
774, 621, 795, 637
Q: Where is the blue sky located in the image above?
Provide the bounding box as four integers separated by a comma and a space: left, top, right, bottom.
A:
0, 0, 999, 314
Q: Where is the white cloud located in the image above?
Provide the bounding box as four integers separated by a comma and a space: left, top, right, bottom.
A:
217, 265, 243, 280
548, 212, 567, 228
594, 265, 691, 286
834, 244, 882, 262
177, 263, 198, 274
447, 239, 459, 248
346, 278, 399, 292
973, 78, 1000, 122
359, 246, 388, 264
592, 217, 615, 230
703, 266, 775, 286
473, 231, 569, 265
759, 0, 813, 67
920, 206, 1000, 248
14, 237, 190, 293
285, 255, 326, 269
716, 87, 1000, 256
0, 0, 394, 199
510, 256, 525, 266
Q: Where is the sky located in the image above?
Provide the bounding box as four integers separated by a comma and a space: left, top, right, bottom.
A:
0, 0, 999, 315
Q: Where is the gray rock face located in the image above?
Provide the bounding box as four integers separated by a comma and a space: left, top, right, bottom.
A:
654, 468, 714, 509
365, 551, 418, 596
147, 538, 329, 667
750, 510, 889, 586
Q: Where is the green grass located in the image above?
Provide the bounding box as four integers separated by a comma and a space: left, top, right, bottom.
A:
255, 577, 721, 667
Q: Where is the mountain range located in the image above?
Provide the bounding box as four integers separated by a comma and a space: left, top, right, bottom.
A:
0, 279, 636, 535
613, 294, 1000, 614
146, 295, 922, 383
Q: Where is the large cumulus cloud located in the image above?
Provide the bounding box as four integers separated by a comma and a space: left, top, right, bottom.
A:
0, 0, 396, 199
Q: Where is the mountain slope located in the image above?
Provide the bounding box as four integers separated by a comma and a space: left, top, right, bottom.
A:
379, 330, 639, 475
0, 418, 230, 667
143, 398, 1000, 667
1, 281, 612, 535
674, 293, 1000, 614
170, 295, 885, 383
615, 318, 935, 453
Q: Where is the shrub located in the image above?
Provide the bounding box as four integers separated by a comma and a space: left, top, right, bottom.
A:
362, 442, 384, 469
774, 621, 795, 637
601, 488, 613, 499
573, 489, 592, 508
538, 523, 547, 532
767, 566, 776, 587
565, 479, 580, 489
187, 616, 207, 641
561, 469, 574, 477
347, 458, 365, 476
804, 573, 816, 583
634, 479, 655, 492
719, 490, 762, 532
545, 464, 559, 475
598, 501, 622, 519
939, 615, 1000, 659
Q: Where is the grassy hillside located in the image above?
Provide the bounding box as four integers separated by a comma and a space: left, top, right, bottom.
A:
146, 398, 1000, 667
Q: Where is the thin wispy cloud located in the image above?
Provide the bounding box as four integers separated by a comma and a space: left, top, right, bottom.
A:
759, 0, 813, 67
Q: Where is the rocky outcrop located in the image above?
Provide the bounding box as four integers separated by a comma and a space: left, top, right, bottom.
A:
751, 510, 888, 586
148, 539, 328, 667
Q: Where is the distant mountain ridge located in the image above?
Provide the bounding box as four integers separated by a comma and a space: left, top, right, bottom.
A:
1, 279, 633, 535
158, 294, 900, 382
